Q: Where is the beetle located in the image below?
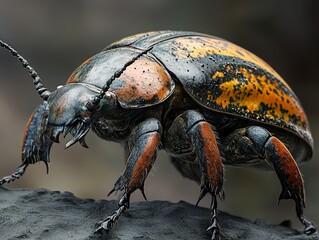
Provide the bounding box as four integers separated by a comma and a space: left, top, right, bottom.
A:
0, 31, 317, 239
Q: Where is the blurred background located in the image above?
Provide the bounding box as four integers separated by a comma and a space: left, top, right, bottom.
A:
0, 0, 318, 231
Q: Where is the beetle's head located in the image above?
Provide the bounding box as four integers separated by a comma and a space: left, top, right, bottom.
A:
46, 84, 116, 149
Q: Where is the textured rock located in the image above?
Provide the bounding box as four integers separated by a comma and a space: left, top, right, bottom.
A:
0, 187, 317, 240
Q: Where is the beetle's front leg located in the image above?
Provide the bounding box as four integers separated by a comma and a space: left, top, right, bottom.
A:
0, 102, 52, 185
94, 118, 162, 234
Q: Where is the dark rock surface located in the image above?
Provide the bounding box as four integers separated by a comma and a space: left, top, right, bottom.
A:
0, 187, 317, 240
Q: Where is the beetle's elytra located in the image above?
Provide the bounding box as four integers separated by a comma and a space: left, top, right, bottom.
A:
0, 31, 316, 239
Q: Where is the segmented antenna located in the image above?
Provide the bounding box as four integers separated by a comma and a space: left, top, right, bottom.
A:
86, 47, 152, 111
0, 40, 51, 100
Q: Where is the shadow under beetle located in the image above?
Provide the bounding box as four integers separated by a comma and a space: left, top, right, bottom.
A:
0, 31, 317, 239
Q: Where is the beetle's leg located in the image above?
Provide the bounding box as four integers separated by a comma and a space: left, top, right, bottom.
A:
94, 118, 162, 234
0, 102, 52, 186
165, 110, 224, 240
223, 126, 316, 235
264, 136, 316, 235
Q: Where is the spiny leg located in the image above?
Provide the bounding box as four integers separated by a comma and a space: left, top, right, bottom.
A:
207, 194, 219, 239
94, 118, 162, 234
166, 110, 224, 240
223, 126, 316, 235
188, 115, 224, 239
264, 135, 316, 234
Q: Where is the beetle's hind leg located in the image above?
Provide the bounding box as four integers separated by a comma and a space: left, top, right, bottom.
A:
264, 135, 316, 234
94, 118, 162, 234
165, 110, 224, 240
223, 126, 317, 235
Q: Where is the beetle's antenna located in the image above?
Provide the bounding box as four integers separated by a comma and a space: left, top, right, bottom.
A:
86, 47, 153, 111
0, 40, 51, 100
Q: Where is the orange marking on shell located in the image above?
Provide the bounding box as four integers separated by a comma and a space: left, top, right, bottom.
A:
211, 71, 224, 79
199, 122, 223, 188
127, 133, 160, 191
173, 37, 290, 89
111, 56, 171, 104
213, 67, 307, 126
22, 110, 36, 151
270, 137, 304, 195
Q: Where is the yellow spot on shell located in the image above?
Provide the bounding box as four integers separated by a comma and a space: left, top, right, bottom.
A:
173, 37, 291, 90
211, 67, 306, 125
212, 71, 224, 79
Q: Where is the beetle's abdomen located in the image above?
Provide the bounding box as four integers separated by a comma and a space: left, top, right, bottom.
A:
147, 35, 312, 149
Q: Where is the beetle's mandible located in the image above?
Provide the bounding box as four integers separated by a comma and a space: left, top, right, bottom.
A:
0, 31, 317, 239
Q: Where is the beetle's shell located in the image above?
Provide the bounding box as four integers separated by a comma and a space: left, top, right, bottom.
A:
67, 47, 174, 109
67, 31, 313, 155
